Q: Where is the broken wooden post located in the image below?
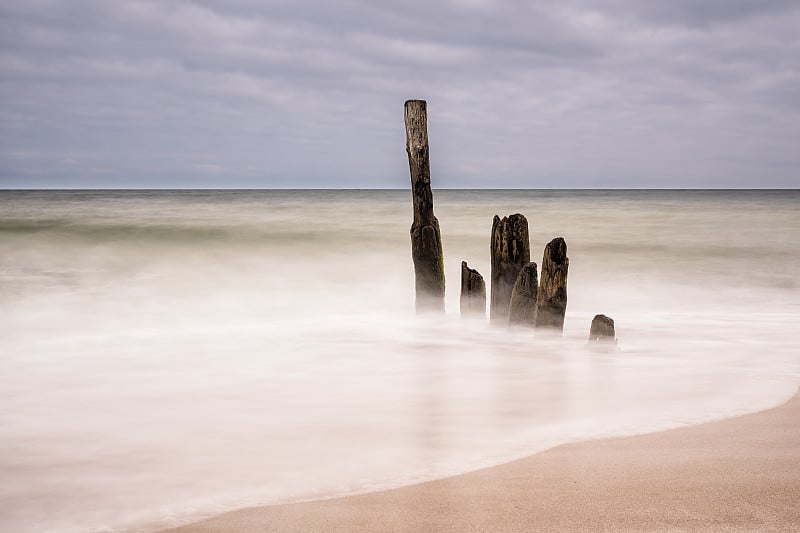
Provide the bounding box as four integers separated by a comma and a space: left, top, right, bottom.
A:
508, 262, 538, 328
404, 99, 445, 313
490, 214, 530, 325
460, 261, 486, 317
589, 314, 615, 342
534, 237, 568, 330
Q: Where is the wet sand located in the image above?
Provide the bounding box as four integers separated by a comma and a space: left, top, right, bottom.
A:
166, 391, 800, 532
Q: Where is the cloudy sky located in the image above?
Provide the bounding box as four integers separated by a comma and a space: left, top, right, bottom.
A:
1, 0, 798, 188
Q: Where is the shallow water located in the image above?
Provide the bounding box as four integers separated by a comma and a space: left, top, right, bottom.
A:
1, 189, 799, 532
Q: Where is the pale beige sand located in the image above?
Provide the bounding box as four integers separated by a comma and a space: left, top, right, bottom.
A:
166, 392, 800, 532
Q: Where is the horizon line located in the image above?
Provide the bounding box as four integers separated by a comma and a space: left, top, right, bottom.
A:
2, 187, 799, 192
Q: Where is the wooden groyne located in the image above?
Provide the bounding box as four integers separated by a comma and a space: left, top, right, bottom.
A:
460, 261, 486, 317
490, 214, 530, 324
534, 237, 569, 331
403, 100, 604, 340
508, 262, 538, 328
404, 99, 445, 313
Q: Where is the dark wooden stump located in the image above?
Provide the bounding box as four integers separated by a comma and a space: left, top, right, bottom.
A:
535, 237, 568, 331
508, 262, 538, 328
460, 261, 486, 317
405, 100, 445, 313
490, 214, 530, 325
589, 314, 615, 342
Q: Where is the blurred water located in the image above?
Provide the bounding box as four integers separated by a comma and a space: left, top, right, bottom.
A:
1, 189, 799, 532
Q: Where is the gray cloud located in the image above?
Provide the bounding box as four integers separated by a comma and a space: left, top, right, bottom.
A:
1, 0, 798, 188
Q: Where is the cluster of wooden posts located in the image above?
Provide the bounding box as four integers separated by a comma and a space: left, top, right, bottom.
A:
404, 99, 615, 342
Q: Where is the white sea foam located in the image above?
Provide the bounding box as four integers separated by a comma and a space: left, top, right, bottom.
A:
1, 190, 798, 532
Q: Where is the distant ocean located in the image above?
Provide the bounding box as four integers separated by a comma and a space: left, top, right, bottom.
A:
2, 189, 799, 531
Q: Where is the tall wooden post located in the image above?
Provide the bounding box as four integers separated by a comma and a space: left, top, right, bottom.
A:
405, 100, 445, 313
535, 237, 569, 330
490, 214, 530, 324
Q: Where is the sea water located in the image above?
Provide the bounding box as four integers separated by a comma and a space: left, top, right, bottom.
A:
1, 189, 799, 531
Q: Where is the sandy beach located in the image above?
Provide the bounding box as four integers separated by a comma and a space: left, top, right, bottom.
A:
166, 390, 800, 533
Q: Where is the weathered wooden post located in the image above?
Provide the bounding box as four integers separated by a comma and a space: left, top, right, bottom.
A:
589, 314, 615, 342
490, 214, 530, 325
460, 261, 486, 317
508, 262, 538, 328
404, 100, 445, 313
534, 237, 569, 330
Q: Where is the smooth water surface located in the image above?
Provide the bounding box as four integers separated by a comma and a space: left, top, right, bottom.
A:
1, 190, 799, 531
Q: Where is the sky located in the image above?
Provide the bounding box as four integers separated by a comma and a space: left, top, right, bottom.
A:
1, 0, 798, 188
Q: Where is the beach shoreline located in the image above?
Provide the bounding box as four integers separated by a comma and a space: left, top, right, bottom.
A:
164, 388, 800, 532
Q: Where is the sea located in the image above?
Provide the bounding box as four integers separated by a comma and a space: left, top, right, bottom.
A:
1, 189, 799, 532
